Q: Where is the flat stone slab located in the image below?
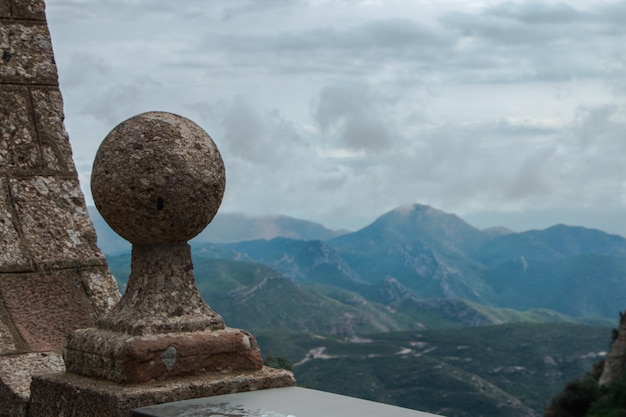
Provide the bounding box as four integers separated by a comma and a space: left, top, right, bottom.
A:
132, 386, 443, 417
29, 367, 295, 417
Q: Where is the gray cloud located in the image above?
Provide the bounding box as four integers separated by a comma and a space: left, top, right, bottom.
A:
82, 79, 157, 126
486, 2, 585, 24
217, 97, 302, 165
219, 0, 301, 20
438, 2, 625, 84
58, 51, 110, 87
313, 83, 396, 151
45, 0, 626, 234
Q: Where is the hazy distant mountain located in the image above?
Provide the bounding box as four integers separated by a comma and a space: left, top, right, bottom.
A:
89, 207, 345, 251
482, 226, 514, 237
327, 203, 491, 302
189, 203, 626, 319
325, 204, 626, 318
478, 224, 626, 265
195, 213, 346, 243
330, 203, 487, 256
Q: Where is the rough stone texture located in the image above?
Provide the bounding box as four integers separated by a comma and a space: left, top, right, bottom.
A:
30, 367, 296, 417
1, 1, 121, 414
0, 21, 56, 84
91, 112, 226, 245
79, 266, 122, 317
9, 176, 106, 269
0, 87, 39, 173
0, 177, 32, 272
0, 270, 99, 351
0, 320, 16, 352
0, 86, 76, 175
0, 301, 20, 352
0, 352, 64, 417
31, 87, 78, 175
11, 0, 46, 20
98, 243, 224, 336
65, 328, 263, 383
600, 313, 626, 386
0, 0, 10, 18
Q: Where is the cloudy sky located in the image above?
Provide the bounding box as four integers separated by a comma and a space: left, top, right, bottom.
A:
45, 0, 626, 235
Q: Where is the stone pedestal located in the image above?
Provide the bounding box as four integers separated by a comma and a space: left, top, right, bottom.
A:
62, 243, 262, 384
96, 244, 225, 336
28, 112, 296, 415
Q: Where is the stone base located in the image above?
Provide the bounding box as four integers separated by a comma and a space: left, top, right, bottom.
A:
0, 352, 64, 417
64, 327, 264, 383
29, 367, 296, 417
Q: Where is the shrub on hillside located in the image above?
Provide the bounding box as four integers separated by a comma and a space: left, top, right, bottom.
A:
544, 376, 600, 417
587, 378, 626, 417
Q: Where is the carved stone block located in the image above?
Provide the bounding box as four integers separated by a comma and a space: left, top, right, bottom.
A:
31, 87, 77, 175
9, 177, 106, 269
0, 21, 57, 85
0, 0, 10, 19
0, 87, 39, 173
0, 270, 97, 351
11, 0, 46, 20
0, 177, 32, 272
0, 352, 64, 417
0, 302, 19, 352
78, 266, 121, 318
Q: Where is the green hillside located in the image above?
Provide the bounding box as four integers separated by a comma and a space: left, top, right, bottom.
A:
107, 253, 607, 334
254, 323, 612, 417
107, 254, 407, 334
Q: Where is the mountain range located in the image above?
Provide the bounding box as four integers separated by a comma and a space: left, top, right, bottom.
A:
99, 203, 626, 324
160, 203, 626, 320
98, 203, 626, 416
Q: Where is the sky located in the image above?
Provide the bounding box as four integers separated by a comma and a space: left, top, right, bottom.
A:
45, 0, 626, 235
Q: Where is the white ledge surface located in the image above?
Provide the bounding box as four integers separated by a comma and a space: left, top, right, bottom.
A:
132, 386, 444, 417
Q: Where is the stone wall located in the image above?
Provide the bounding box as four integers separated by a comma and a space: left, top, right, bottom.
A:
0, 1, 120, 416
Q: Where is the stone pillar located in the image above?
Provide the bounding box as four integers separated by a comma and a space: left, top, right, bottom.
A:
0, 1, 121, 416
599, 312, 626, 386
28, 113, 295, 417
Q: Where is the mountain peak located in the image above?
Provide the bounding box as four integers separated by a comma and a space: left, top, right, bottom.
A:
375, 203, 478, 236
330, 203, 485, 260
391, 203, 433, 214
389, 203, 447, 218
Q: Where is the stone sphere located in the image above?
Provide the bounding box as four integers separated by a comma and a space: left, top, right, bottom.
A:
91, 112, 225, 245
